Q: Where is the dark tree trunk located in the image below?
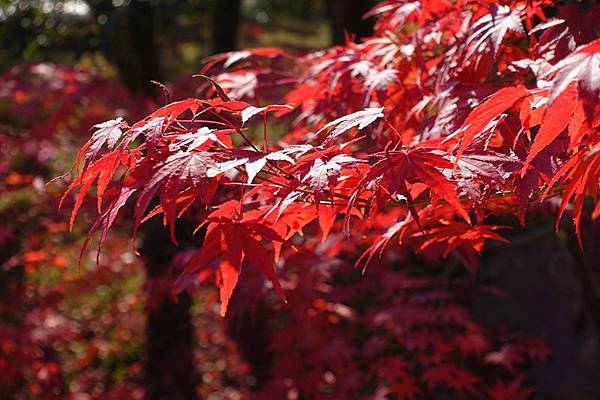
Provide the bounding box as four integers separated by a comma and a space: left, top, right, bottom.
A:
139, 219, 197, 400
568, 217, 600, 343
474, 222, 600, 399
326, 0, 374, 45
97, 0, 163, 95
144, 286, 196, 400
212, 0, 242, 53
94, 3, 196, 396
226, 271, 274, 389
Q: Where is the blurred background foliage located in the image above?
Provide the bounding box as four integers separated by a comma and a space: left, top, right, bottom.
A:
0, 0, 373, 93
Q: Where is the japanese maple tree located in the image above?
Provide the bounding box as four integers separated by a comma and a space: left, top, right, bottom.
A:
62, 0, 600, 397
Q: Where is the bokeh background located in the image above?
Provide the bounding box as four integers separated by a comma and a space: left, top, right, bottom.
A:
0, 0, 375, 93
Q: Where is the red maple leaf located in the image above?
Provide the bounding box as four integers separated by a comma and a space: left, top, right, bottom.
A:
180, 216, 285, 316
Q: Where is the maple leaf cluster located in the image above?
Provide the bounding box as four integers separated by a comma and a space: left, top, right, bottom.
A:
62, 0, 600, 397
66, 0, 600, 313
237, 255, 549, 399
